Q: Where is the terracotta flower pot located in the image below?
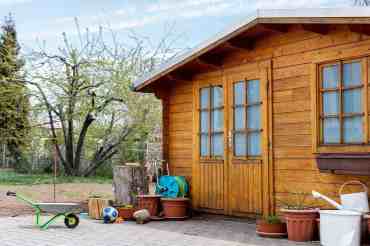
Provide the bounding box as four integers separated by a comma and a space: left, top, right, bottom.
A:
137, 195, 161, 217
117, 207, 135, 220
256, 220, 287, 238
281, 209, 319, 242
161, 198, 189, 219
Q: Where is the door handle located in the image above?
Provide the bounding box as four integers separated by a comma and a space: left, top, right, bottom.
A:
228, 131, 233, 149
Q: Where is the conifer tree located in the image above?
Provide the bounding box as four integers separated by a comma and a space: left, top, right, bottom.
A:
0, 14, 30, 171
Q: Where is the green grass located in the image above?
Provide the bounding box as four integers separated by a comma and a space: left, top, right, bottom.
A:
0, 170, 112, 185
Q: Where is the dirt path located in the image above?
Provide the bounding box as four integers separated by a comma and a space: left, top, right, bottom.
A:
0, 183, 113, 217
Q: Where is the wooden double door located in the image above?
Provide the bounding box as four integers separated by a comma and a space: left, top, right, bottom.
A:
194, 61, 272, 217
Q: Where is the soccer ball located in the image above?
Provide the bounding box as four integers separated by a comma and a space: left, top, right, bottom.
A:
102, 206, 118, 223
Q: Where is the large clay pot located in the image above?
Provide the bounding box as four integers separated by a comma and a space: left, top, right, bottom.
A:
137, 195, 161, 217
281, 209, 318, 242
256, 220, 287, 238
161, 198, 189, 219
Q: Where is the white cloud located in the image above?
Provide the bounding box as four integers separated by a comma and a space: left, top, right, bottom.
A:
40, 0, 349, 41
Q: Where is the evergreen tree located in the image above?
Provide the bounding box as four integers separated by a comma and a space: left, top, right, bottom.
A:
0, 14, 30, 171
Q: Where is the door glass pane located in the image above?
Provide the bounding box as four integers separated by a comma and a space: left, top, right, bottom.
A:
234, 106, 245, 130
200, 134, 209, 156
234, 82, 245, 105
247, 132, 261, 156
323, 91, 339, 115
323, 118, 340, 144
212, 133, 223, 156
247, 105, 261, 130
200, 111, 209, 133
247, 80, 260, 103
322, 65, 339, 89
343, 89, 362, 113
212, 109, 223, 132
234, 133, 246, 156
212, 86, 223, 108
343, 116, 363, 143
343, 62, 362, 87
200, 88, 210, 109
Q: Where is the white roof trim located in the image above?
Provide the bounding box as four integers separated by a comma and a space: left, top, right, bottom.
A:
133, 7, 370, 91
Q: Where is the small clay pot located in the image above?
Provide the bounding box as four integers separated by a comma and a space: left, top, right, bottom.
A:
117, 207, 135, 220
161, 198, 189, 219
256, 220, 287, 238
137, 195, 161, 217
281, 209, 319, 242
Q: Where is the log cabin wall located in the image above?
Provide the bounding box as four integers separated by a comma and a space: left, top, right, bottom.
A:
159, 23, 370, 215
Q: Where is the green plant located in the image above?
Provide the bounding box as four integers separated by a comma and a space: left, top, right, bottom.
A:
264, 215, 282, 224
278, 191, 317, 210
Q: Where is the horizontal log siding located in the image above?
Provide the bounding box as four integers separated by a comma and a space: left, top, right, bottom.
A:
160, 24, 370, 213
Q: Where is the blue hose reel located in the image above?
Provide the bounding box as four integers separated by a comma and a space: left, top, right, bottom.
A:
155, 176, 189, 198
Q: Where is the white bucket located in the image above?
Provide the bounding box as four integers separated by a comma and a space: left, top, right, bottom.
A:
320, 210, 362, 246
339, 181, 369, 213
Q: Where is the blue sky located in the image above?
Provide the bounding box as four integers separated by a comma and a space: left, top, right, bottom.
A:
0, 0, 351, 52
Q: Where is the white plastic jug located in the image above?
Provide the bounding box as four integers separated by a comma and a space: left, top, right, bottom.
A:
320, 210, 362, 246
339, 181, 369, 213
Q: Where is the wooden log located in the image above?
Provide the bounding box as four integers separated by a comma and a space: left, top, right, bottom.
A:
88, 198, 111, 220
113, 164, 148, 206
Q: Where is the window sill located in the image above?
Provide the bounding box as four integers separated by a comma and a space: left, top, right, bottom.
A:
316, 153, 370, 176
315, 144, 370, 154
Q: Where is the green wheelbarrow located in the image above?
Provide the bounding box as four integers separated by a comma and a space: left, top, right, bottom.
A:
7, 191, 81, 230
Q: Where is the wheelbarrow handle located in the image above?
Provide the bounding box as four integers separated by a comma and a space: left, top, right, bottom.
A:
6, 191, 16, 197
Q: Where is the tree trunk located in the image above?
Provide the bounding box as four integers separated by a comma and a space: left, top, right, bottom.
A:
113, 164, 148, 206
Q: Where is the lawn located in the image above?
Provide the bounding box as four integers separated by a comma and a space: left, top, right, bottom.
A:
0, 169, 112, 185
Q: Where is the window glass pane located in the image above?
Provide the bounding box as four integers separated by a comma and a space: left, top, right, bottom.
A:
200, 134, 209, 156
247, 132, 261, 156
343, 89, 362, 114
323, 91, 339, 115
212, 109, 223, 132
247, 105, 261, 130
343, 62, 362, 87
234, 82, 245, 105
323, 118, 340, 144
234, 106, 245, 130
200, 88, 210, 109
322, 65, 339, 89
234, 133, 246, 156
200, 111, 209, 133
212, 86, 223, 108
344, 117, 363, 143
212, 133, 223, 156
247, 80, 260, 103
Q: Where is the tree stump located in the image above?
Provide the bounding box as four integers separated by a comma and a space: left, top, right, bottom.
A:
113, 164, 148, 206
88, 198, 111, 220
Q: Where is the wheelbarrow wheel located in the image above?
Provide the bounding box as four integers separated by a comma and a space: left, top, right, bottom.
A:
64, 213, 79, 229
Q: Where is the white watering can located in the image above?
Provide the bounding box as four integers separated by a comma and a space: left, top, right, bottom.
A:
312, 180, 369, 213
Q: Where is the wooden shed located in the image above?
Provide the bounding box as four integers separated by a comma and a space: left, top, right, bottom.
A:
134, 8, 370, 217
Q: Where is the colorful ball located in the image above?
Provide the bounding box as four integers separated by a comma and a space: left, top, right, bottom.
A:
102, 206, 118, 223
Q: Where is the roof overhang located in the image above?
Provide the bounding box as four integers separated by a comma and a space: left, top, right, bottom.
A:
133, 8, 370, 92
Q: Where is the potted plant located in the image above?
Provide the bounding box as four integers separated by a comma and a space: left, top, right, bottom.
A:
256, 215, 287, 238
279, 192, 319, 242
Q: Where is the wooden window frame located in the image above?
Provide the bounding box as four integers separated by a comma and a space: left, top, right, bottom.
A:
199, 85, 224, 160
232, 79, 263, 159
312, 56, 370, 154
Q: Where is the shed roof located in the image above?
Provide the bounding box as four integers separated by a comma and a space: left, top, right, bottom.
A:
133, 8, 370, 92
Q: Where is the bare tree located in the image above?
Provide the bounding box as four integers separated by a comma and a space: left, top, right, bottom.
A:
22, 23, 182, 176
354, 0, 370, 6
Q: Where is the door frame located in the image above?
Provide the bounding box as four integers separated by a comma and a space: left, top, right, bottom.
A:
191, 60, 274, 217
